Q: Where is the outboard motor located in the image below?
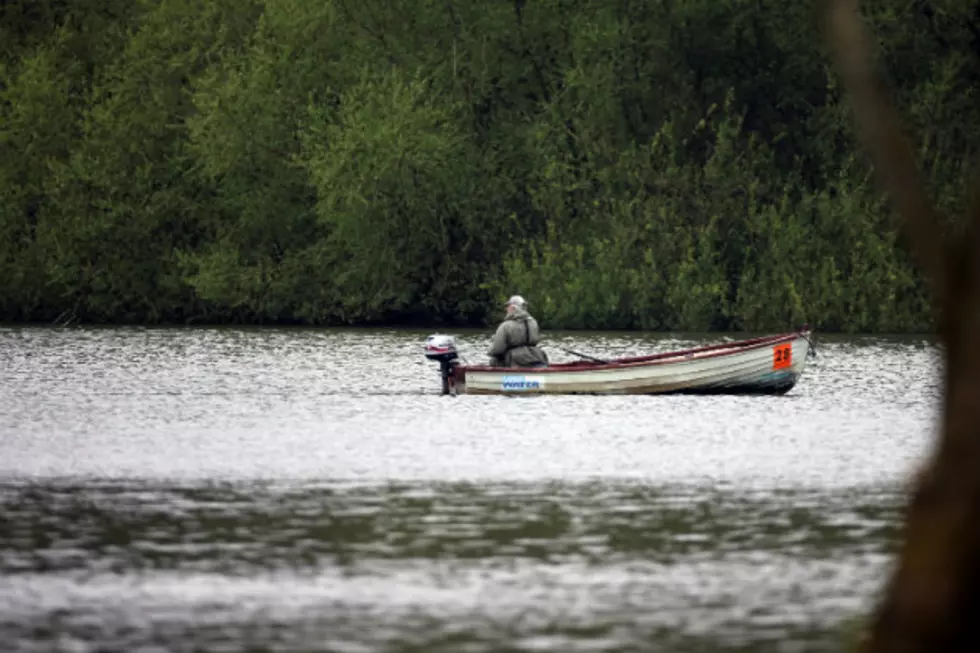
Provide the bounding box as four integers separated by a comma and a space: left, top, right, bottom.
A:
423, 334, 459, 395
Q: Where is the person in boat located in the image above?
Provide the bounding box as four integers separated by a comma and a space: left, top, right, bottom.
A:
487, 295, 549, 367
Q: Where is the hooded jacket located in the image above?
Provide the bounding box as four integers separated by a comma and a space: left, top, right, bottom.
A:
487, 307, 549, 367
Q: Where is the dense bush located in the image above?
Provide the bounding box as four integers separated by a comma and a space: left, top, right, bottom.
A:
3, 0, 976, 331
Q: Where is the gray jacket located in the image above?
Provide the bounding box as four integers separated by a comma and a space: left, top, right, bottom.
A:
487, 307, 549, 367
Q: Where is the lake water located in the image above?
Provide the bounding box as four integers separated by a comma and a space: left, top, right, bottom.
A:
0, 326, 941, 652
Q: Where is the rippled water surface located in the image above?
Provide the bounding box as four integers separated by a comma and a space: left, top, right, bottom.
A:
0, 326, 941, 652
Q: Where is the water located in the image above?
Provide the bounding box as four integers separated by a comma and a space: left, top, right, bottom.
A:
0, 326, 941, 652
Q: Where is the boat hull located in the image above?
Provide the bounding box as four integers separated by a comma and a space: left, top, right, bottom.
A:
450, 332, 811, 396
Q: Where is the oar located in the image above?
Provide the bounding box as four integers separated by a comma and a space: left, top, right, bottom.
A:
543, 343, 608, 364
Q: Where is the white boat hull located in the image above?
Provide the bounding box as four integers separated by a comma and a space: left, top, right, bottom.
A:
452, 333, 812, 396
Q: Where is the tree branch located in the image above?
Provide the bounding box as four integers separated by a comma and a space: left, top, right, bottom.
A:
824, 3, 980, 653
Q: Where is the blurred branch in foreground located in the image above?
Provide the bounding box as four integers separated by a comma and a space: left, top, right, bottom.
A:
824, 1, 980, 652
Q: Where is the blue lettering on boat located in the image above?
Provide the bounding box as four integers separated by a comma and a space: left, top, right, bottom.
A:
501, 376, 543, 391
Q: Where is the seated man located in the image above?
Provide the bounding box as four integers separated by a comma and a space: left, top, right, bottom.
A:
487, 295, 549, 367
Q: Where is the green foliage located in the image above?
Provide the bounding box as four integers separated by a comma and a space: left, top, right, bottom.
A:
302, 70, 464, 321
0, 0, 973, 331
179, 1, 331, 323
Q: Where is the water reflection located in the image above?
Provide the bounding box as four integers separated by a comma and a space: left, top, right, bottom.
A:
0, 480, 899, 652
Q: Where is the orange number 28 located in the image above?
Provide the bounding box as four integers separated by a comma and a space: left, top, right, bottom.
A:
772, 343, 792, 370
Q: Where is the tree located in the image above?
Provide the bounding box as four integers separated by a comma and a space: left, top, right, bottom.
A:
825, 1, 980, 650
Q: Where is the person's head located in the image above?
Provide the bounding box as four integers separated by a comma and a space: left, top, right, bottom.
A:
504, 294, 526, 315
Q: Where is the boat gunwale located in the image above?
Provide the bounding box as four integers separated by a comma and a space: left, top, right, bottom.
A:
458, 330, 809, 375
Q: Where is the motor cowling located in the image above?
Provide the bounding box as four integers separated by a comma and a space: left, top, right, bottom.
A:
423, 334, 459, 395
424, 334, 459, 364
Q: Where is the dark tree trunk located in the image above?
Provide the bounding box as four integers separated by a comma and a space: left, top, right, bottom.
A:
825, 1, 980, 651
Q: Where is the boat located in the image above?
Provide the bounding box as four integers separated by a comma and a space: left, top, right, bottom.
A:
422, 326, 815, 396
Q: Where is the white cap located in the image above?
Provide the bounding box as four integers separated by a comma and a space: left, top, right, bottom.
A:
505, 295, 526, 308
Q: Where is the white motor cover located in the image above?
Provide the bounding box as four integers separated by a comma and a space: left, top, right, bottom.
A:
424, 334, 457, 359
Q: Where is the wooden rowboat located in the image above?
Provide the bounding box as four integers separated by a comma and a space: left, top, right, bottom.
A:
423, 327, 815, 396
